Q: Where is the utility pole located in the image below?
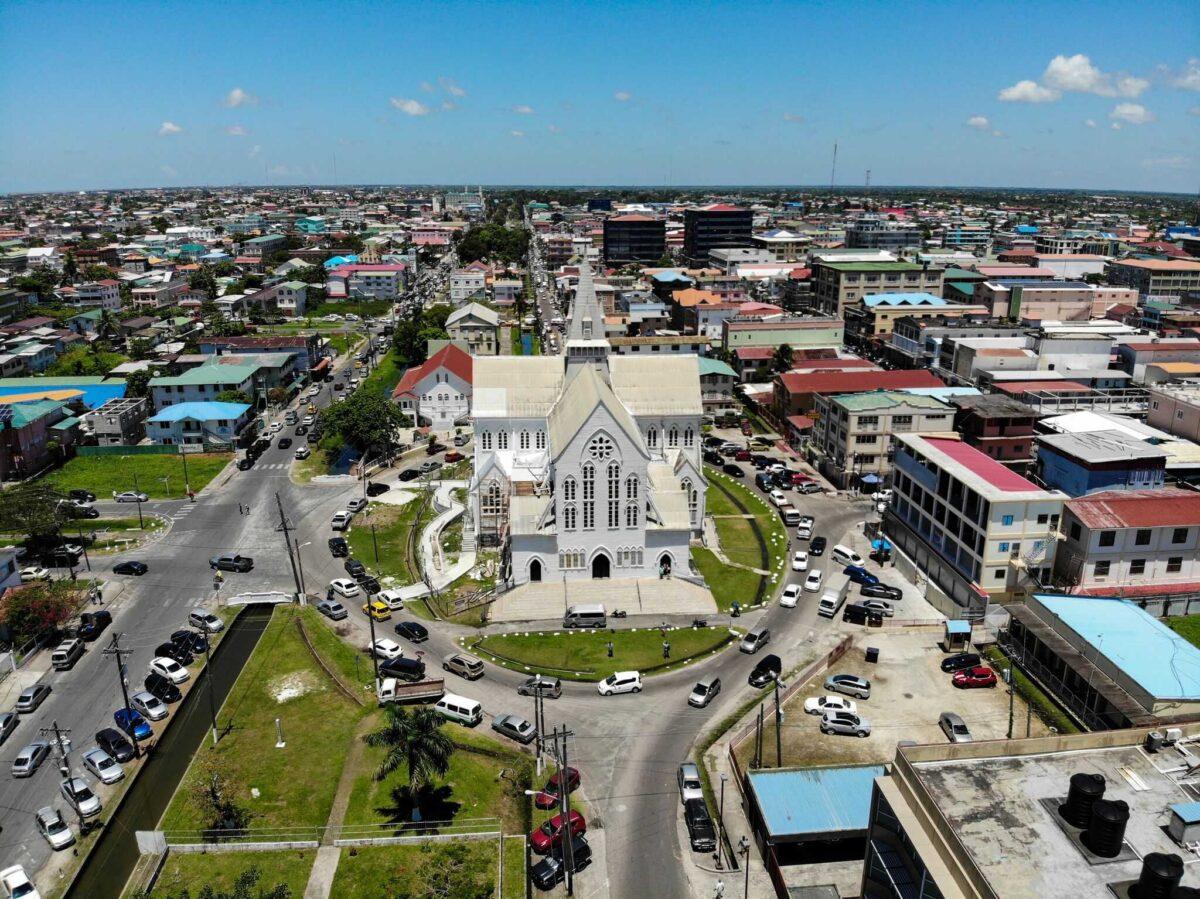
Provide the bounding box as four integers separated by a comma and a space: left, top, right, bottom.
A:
1006, 667, 1015, 739
180, 447, 191, 496
773, 677, 783, 768
274, 492, 304, 600
201, 635, 220, 746
103, 635, 140, 758
370, 523, 380, 564
76, 522, 91, 572
42, 721, 84, 831
753, 704, 764, 769
551, 725, 577, 896
132, 472, 144, 529
293, 538, 307, 598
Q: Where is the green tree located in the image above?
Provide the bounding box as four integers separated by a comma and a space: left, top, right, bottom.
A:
150, 216, 170, 234
388, 843, 493, 899
59, 250, 79, 285
191, 754, 253, 841
125, 368, 152, 397
46, 345, 129, 377
322, 391, 410, 460
363, 705, 454, 820
14, 269, 59, 301
190, 266, 219, 300
772, 343, 794, 373
294, 264, 327, 284
215, 390, 253, 405
0, 584, 79, 643
0, 484, 72, 538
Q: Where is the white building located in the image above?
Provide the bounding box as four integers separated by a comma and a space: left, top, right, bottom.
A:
471, 263, 705, 585
450, 269, 487, 305
391, 344, 473, 430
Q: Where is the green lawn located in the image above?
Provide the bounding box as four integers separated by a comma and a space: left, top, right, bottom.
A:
704, 467, 791, 604
329, 842, 499, 899
502, 835, 527, 899
309, 299, 392, 318
159, 606, 369, 836
150, 849, 316, 897
470, 626, 735, 680
1168, 615, 1200, 648
357, 351, 405, 401
291, 450, 329, 484
693, 547, 763, 612
346, 497, 427, 584
43, 453, 232, 500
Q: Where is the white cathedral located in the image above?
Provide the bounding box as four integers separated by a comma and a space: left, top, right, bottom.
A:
470, 263, 706, 585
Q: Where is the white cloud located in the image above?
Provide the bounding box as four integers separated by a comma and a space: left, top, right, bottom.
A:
966, 115, 991, 130
510, 129, 526, 138
512, 104, 534, 115
441, 101, 457, 111
390, 97, 430, 116
613, 90, 631, 102
998, 80, 1060, 103
782, 112, 804, 123
160, 164, 177, 177
1085, 119, 1097, 128
1042, 54, 1147, 97
158, 121, 183, 135
1142, 155, 1191, 170
547, 124, 561, 133
225, 125, 248, 137
223, 87, 259, 108
249, 145, 261, 158
1171, 59, 1200, 92
1110, 102, 1155, 125
439, 77, 466, 97
419, 81, 435, 93
1111, 122, 1123, 130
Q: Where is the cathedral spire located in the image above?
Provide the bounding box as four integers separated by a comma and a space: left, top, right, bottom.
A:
565, 259, 610, 371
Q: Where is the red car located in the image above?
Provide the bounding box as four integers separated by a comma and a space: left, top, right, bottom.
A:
740, 425, 753, 436
734, 449, 751, 461
534, 767, 581, 810
952, 666, 998, 689
444, 450, 464, 463
529, 809, 586, 854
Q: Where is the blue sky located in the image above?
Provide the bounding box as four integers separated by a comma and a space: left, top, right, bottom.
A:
2, 0, 1198, 193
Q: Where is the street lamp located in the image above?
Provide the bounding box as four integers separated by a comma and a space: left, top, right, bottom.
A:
738, 836, 752, 899
717, 773, 728, 870
294, 541, 311, 597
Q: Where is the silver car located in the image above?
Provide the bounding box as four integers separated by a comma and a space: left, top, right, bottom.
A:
316, 599, 348, 620
939, 711, 973, 743
491, 713, 537, 745
131, 691, 169, 722
60, 777, 102, 817
36, 807, 75, 850
11, 740, 51, 778
820, 710, 872, 737
824, 674, 871, 700
0, 711, 18, 746
83, 747, 124, 785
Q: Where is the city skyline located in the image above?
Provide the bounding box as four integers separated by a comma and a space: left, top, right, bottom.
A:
1, 0, 1198, 193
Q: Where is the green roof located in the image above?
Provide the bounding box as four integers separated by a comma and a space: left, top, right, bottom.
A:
819, 261, 926, 272
69, 309, 104, 322
698, 357, 737, 378
50, 416, 81, 430
833, 390, 952, 412
280, 281, 307, 290
941, 267, 987, 282
9, 399, 67, 428
150, 362, 259, 387
245, 234, 283, 245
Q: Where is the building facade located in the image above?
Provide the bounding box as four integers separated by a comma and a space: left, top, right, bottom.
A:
603, 215, 666, 265
812, 261, 944, 318
682, 204, 752, 264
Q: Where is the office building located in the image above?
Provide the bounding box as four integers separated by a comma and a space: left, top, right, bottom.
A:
845, 216, 921, 252
812, 261, 944, 318
1105, 258, 1200, 297
603, 215, 666, 264
683, 204, 752, 263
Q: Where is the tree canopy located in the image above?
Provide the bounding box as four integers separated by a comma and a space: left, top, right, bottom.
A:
454, 223, 530, 264
321, 390, 410, 458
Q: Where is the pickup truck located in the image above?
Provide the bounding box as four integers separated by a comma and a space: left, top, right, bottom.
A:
377, 677, 445, 704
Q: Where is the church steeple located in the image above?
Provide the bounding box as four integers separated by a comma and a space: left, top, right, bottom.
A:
565, 260, 610, 372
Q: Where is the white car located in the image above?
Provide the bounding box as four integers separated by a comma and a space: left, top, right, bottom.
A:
189, 609, 224, 633
796, 524, 813, 541
872, 490, 893, 503
323, 314, 342, 322
149, 656, 190, 684
769, 489, 788, 507
329, 578, 361, 599
113, 491, 148, 503
0, 865, 41, 899
306, 386, 321, 397
269, 421, 283, 434
131, 690, 169, 722
597, 671, 642, 696
294, 446, 311, 460
60, 777, 102, 817
821, 710, 872, 737
367, 638, 404, 661
803, 569, 824, 592
797, 515, 815, 530
82, 747, 124, 784
20, 567, 51, 582
35, 806, 75, 851
791, 551, 809, 572
804, 695, 858, 716
331, 511, 353, 531
301, 415, 315, 426
378, 588, 405, 611
780, 584, 802, 608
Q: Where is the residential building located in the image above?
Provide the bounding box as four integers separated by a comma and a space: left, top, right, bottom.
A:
273, 281, 308, 317
325, 263, 407, 301
198, 335, 322, 371
975, 280, 1137, 321
949, 394, 1038, 469
722, 315, 844, 353
1037, 430, 1167, 496
240, 234, 287, 258
146, 401, 251, 447
450, 268, 488, 305
682, 204, 752, 263
1106, 258, 1200, 297
445, 303, 500, 356
492, 280, 522, 306
149, 359, 260, 411
82, 397, 149, 446
843, 293, 988, 343
59, 280, 121, 311
1054, 488, 1200, 599
774, 369, 944, 417
811, 391, 955, 489
1116, 339, 1200, 382
812, 261, 944, 318
0, 399, 78, 481
886, 433, 1065, 616
295, 216, 327, 234
886, 316, 1024, 369
708, 247, 774, 273
391, 343, 473, 430
697, 356, 737, 414
602, 215, 666, 264
1038, 410, 1200, 477
845, 216, 921, 252
1147, 385, 1200, 441
541, 234, 574, 268
131, 278, 187, 310
607, 334, 710, 356
751, 229, 809, 262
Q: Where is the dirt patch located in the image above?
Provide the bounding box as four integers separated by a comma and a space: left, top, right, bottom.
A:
269, 669, 324, 704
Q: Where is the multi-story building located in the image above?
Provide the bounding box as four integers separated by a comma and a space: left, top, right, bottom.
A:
886, 433, 1065, 616
149, 359, 261, 412
325, 263, 407, 301
682, 204, 752, 264
131, 279, 188, 310
391, 343, 473, 430
1106, 258, 1200, 297
698, 357, 737, 414
949, 395, 1038, 469
843, 293, 988, 344
751, 229, 809, 262
146, 401, 252, 447
1116, 339, 1200, 382
812, 261, 944, 318
1054, 488, 1200, 594
1147, 385, 1200, 441
603, 215, 666, 265
811, 391, 955, 489
240, 234, 287, 258
940, 220, 992, 250
82, 397, 149, 446
0, 399, 78, 480
1037, 430, 1167, 496
844, 216, 921, 252
59, 280, 121, 311
445, 303, 500, 356
541, 234, 574, 269
774, 369, 944, 417
975, 280, 1137, 322
272, 281, 308, 317
886, 316, 1024, 369
607, 334, 710, 356
721, 315, 844, 353
449, 268, 488, 306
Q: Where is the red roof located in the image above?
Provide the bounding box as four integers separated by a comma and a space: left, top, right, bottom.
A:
735, 347, 775, 360
790, 359, 880, 372
392, 344, 473, 399
1123, 341, 1200, 353
788, 267, 812, 280
923, 436, 1043, 493
994, 380, 1091, 394
610, 214, 657, 222
697, 203, 746, 213
777, 369, 942, 396
1067, 488, 1200, 530
787, 415, 815, 431
1073, 581, 1200, 598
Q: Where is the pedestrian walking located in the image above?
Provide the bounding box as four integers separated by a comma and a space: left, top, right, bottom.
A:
663, 640, 671, 659
606, 641, 614, 658
714, 879, 725, 899
237, 502, 243, 515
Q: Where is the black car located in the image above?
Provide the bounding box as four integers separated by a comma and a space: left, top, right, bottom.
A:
397, 469, 419, 482
941, 652, 982, 673
532, 836, 592, 891
70, 505, 101, 519
69, 489, 97, 503
171, 629, 209, 655
294, 425, 308, 436
860, 583, 903, 601
809, 536, 827, 556
95, 727, 135, 763
155, 642, 193, 665
236, 457, 255, 471
721, 463, 745, 478
684, 798, 717, 852
113, 560, 148, 576
703, 435, 724, 448
344, 558, 366, 578
749, 653, 782, 688
380, 656, 426, 681
77, 610, 112, 641
703, 450, 722, 465
359, 576, 381, 596
365, 482, 390, 497
328, 537, 349, 557
394, 621, 429, 643
278, 437, 292, 449
144, 671, 183, 703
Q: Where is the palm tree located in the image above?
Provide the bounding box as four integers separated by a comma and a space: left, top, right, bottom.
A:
363, 705, 454, 821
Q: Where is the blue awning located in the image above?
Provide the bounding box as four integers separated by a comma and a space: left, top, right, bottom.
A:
946, 620, 972, 635
859, 474, 882, 484
871, 538, 892, 552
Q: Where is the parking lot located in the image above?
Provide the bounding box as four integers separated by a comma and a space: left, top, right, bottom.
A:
734, 629, 1049, 769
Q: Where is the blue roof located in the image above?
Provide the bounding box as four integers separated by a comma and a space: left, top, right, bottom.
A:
149, 401, 250, 422
651, 270, 693, 283
1034, 593, 1200, 701
946, 620, 972, 634
323, 254, 359, 269
0, 379, 125, 410
862, 292, 946, 308
1171, 802, 1200, 824
1015, 224, 1039, 234
746, 765, 885, 838
992, 279, 1090, 289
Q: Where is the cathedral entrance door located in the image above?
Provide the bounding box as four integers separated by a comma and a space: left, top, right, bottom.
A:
529, 559, 542, 582
591, 553, 611, 579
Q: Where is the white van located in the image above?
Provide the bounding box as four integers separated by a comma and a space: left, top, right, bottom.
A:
831, 545, 865, 567
818, 588, 847, 618
434, 692, 483, 726
778, 505, 801, 526
563, 604, 606, 629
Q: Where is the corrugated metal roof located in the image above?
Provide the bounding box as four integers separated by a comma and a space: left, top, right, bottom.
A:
148, 401, 250, 422
747, 765, 886, 839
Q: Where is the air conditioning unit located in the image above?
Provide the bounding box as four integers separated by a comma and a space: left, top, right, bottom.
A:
1165, 728, 1184, 745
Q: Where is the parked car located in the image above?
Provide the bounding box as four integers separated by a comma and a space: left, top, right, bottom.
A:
131, 690, 169, 722
531, 835, 591, 891
171, 630, 208, 655
112, 560, 148, 575
859, 598, 895, 617
678, 762, 704, 802
317, 599, 348, 621
952, 666, 998, 689
11, 741, 51, 778
397, 469, 419, 482
721, 463, 744, 478
809, 536, 827, 556
15, 684, 51, 713
144, 672, 182, 704
236, 456, 255, 471
534, 767, 581, 809
363, 599, 391, 621
366, 638, 403, 661
790, 551, 809, 572
749, 654, 782, 688
418, 460, 442, 474
0, 712, 17, 746
60, 777, 102, 817
530, 809, 586, 854
779, 584, 801, 608
149, 657, 189, 684
68, 489, 96, 502
378, 588, 405, 610
804, 695, 858, 716
331, 511, 353, 531
329, 578, 361, 599
83, 747, 124, 785
796, 481, 823, 494
78, 610, 112, 641
803, 569, 824, 592
843, 565, 880, 586
688, 676, 721, 708
684, 798, 717, 852
597, 671, 642, 696
0, 865, 40, 899
365, 482, 390, 497
442, 653, 485, 680
113, 491, 148, 503
344, 558, 367, 578
768, 489, 788, 507
795, 523, 813, 541
328, 537, 349, 557
939, 711, 973, 743
820, 710, 872, 737
347, 497, 368, 514
444, 450, 464, 463
35, 806, 75, 850
394, 621, 429, 643
491, 712, 537, 745
155, 641, 193, 664
20, 566, 51, 582
95, 728, 135, 762
860, 583, 902, 600
294, 446, 311, 460
940, 652, 982, 673
114, 708, 152, 741
209, 554, 253, 573
518, 675, 562, 698
188, 609, 224, 632
824, 674, 872, 700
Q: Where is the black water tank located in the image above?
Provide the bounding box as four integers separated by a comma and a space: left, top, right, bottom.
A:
1085, 798, 1129, 858
1064, 772, 1106, 827
1169, 887, 1200, 898
1136, 853, 1184, 899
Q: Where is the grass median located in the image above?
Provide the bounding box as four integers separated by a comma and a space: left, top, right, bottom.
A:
148, 848, 316, 897
43, 453, 232, 500
469, 626, 735, 681
329, 841, 500, 899
347, 497, 427, 584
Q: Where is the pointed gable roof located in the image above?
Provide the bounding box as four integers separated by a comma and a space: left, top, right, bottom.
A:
547, 363, 644, 458
566, 260, 606, 343
391, 343, 473, 400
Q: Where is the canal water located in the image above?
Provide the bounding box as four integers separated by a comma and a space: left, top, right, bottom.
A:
67, 604, 275, 899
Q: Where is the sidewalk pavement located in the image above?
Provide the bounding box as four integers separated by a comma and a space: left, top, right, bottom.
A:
0, 648, 52, 710
390, 479, 477, 603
